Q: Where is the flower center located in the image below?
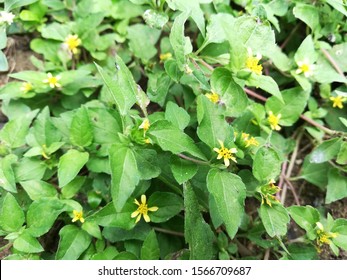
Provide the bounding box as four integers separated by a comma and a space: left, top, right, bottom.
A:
246, 57, 263, 75
48, 76, 58, 85
300, 63, 310, 73
219, 147, 232, 159
66, 36, 81, 51
268, 115, 279, 126
138, 203, 148, 215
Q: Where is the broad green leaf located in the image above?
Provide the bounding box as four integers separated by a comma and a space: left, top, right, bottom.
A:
133, 148, 161, 180
288, 205, 320, 240
41, 22, 70, 41
5, 0, 39, 10
14, 158, 46, 182
309, 138, 342, 164
259, 203, 289, 237
114, 252, 138, 260
337, 142, 347, 165
294, 35, 317, 64
110, 143, 140, 212
20, 180, 57, 200
58, 149, 89, 188
326, 169, 347, 204
143, 9, 168, 29
88, 202, 136, 230
70, 106, 93, 147
293, 4, 319, 31
0, 110, 37, 148
148, 192, 184, 223
326, 0, 347, 16
210, 68, 248, 117
103, 223, 152, 242
196, 95, 228, 148
331, 219, 347, 250
247, 74, 283, 102
32, 107, 61, 147
27, 198, 66, 237
165, 101, 190, 130
253, 146, 281, 183
0, 155, 17, 193
127, 24, 161, 61
285, 244, 318, 260
169, 11, 190, 70
147, 71, 172, 106
0, 193, 25, 232
140, 230, 160, 260
300, 158, 331, 189
81, 221, 102, 240
266, 88, 308, 126
183, 182, 214, 260
95, 56, 137, 116
56, 225, 92, 260
204, 13, 235, 46
207, 169, 246, 239
91, 246, 119, 260
61, 176, 86, 199
164, 60, 183, 82
170, 156, 198, 185
13, 230, 43, 253
149, 120, 206, 160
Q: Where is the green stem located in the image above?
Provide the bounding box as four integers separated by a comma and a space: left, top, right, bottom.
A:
158, 175, 182, 195
153, 227, 184, 237
178, 153, 210, 166
0, 242, 13, 252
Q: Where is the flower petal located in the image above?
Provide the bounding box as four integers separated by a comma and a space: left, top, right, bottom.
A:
135, 214, 142, 223
131, 210, 139, 218
148, 206, 158, 212
143, 214, 151, 222
141, 194, 147, 204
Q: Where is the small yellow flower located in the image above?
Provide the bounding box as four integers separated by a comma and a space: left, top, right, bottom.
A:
139, 118, 150, 131
241, 133, 259, 148
205, 91, 220, 104
330, 95, 346, 109
268, 111, 281, 131
72, 210, 85, 223
43, 73, 62, 89
259, 179, 280, 207
63, 34, 82, 54
213, 140, 238, 167
159, 52, 172, 61
131, 194, 158, 223
41, 144, 50, 160
245, 48, 263, 75
20, 82, 33, 93
315, 222, 338, 247
144, 138, 152, 144
296, 58, 314, 78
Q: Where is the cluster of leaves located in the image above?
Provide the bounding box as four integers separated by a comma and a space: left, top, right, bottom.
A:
0, 0, 347, 260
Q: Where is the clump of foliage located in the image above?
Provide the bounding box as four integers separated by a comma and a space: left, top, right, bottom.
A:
0, 0, 347, 260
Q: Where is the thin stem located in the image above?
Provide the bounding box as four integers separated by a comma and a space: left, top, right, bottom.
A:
321, 48, 345, 79
244, 88, 267, 102
283, 177, 301, 206
178, 153, 210, 165
264, 248, 270, 260
299, 114, 336, 136
197, 59, 214, 72
0, 242, 13, 252
280, 24, 301, 49
153, 227, 184, 237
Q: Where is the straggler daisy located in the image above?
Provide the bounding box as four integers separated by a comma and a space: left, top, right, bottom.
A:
213, 140, 237, 167
131, 195, 158, 223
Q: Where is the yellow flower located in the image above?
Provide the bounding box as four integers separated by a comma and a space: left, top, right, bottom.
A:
268, 111, 281, 131
139, 118, 150, 131
72, 210, 85, 223
43, 73, 62, 88
131, 194, 158, 223
63, 34, 82, 54
330, 95, 346, 109
245, 48, 263, 75
20, 82, 33, 93
245, 137, 259, 148
205, 91, 220, 104
259, 179, 280, 207
159, 52, 172, 61
296, 58, 314, 78
213, 140, 238, 167
41, 144, 50, 160
316, 222, 338, 247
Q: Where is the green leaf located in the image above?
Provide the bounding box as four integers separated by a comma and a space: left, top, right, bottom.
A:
170, 156, 198, 185
13, 230, 43, 253
337, 142, 347, 165
127, 24, 161, 61
149, 120, 206, 160
266, 87, 308, 126
103, 223, 151, 242
27, 198, 66, 237
81, 221, 102, 240
204, 13, 235, 46
164, 60, 183, 82
0, 193, 25, 232
5, 0, 39, 10
95, 56, 137, 116
140, 230, 160, 260
210, 68, 248, 117
169, 11, 190, 70
20, 180, 58, 200
14, 158, 46, 182
148, 192, 184, 223
133, 148, 161, 180
300, 158, 331, 189
196, 95, 228, 148
309, 138, 342, 164
326, 169, 347, 204
41, 22, 70, 41
143, 9, 168, 29
259, 203, 290, 237
0, 110, 38, 148
0, 50, 8, 72
88, 202, 136, 230
165, 101, 190, 130
331, 219, 347, 251
58, 149, 89, 188
207, 169, 246, 239
114, 251, 138, 260
288, 205, 320, 240
294, 35, 317, 64
293, 4, 319, 31
70, 106, 93, 147
0, 155, 17, 193
326, 0, 347, 17
247, 74, 283, 102
253, 146, 281, 183
61, 176, 86, 199
183, 182, 214, 260
56, 225, 92, 260
110, 144, 140, 212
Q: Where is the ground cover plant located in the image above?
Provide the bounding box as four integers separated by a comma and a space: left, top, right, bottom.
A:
0, 0, 347, 260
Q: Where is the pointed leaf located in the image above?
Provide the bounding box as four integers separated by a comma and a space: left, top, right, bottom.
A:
141, 230, 160, 260
259, 203, 290, 237
70, 106, 93, 147
0, 193, 25, 232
